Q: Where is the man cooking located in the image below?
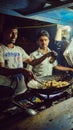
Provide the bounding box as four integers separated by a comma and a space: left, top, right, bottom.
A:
27, 30, 73, 77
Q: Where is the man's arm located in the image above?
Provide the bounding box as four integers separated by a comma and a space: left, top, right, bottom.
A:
25, 52, 54, 66
54, 65, 73, 72
0, 67, 34, 79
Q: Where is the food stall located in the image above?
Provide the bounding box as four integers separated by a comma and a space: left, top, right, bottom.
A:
0, 0, 73, 130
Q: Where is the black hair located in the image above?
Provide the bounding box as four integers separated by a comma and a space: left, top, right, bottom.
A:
37, 30, 50, 40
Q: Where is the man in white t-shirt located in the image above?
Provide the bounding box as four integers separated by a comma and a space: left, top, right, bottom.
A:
27, 48, 58, 77
27, 30, 73, 77
0, 26, 35, 95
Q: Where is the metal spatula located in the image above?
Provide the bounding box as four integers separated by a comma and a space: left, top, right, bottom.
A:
35, 79, 43, 85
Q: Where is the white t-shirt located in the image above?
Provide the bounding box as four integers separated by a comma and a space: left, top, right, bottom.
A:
0, 45, 30, 95
27, 48, 58, 77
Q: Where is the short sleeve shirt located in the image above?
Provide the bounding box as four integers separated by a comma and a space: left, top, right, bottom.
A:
0, 45, 29, 68
0, 45, 30, 95
29, 48, 58, 77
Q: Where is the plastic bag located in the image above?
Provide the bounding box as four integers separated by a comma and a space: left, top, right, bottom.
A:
63, 38, 73, 66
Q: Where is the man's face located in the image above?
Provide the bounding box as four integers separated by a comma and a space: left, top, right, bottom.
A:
3, 28, 18, 44
38, 36, 50, 49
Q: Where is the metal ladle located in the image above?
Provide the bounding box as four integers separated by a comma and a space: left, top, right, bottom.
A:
12, 100, 38, 116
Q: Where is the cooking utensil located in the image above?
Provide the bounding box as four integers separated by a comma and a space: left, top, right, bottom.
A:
35, 79, 43, 85
12, 100, 38, 116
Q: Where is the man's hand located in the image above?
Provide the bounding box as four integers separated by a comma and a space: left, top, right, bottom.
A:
50, 51, 58, 57
23, 68, 35, 83
23, 68, 34, 78
46, 51, 58, 57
